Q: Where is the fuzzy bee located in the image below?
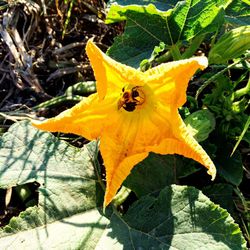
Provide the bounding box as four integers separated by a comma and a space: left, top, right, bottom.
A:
118, 86, 145, 112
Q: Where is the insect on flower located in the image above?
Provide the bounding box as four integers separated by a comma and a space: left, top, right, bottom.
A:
118, 86, 146, 112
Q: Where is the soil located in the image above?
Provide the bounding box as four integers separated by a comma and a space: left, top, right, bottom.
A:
0, 0, 122, 112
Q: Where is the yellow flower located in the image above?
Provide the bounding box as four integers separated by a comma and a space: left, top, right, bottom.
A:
32, 40, 216, 207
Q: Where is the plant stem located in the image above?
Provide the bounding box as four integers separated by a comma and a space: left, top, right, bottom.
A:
32, 95, 83, 110
112, 186, 131, 207
155, 50, 172, 64
234, 77, 250, 99
170, 44, 182, 60
182, 34, 205, 59
195, 54, 250, 99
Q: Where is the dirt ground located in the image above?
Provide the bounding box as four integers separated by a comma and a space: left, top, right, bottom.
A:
0, 0, 122, 113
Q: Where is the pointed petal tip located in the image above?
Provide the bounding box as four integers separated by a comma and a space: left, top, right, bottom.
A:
86, 39, 95, 56
31, 118, 55, 132
103, 193, 112, 208
31, 118, 45, 128
86, 39, 102, 58
197, 56, 208, 70
86, 38, 94, 49
208, 166, 216, 181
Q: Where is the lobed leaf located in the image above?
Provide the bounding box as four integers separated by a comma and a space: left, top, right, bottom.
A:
96, 185, 247, 249
107, 0, 224, 67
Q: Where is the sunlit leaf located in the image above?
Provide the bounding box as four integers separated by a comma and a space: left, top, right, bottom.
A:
96, 185, 246, 249
209, 26, 250, 64
184, 110, 216, 142
107, 4, 171, 67
0, 121, 108, 248
166, 0, 224, 43
0, 209, 108, 249
108, 0, 178, 12
107, 0, 224, 67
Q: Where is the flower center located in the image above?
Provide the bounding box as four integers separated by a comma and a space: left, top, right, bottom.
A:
118, 86, 146, 112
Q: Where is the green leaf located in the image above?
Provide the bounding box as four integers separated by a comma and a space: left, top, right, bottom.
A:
97, 185, 247, 249
166, 0, 225, 43
124, 153, 199, 198
0, 208, 109, 249
231, 116, 250, 155
216, 143, 243, 186
107, 4, 171, 67
184, 110, 216, 142
107, 0, 224, 67
203, 183, 235, 214
0, 121, 108, 248
124, 154, 176, 197
108, 0, 178, 13
209, 26, 250, 64
225, 0, 250, 26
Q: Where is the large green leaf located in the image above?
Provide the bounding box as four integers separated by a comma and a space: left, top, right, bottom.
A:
108, 0, 178, 12
1, 209, 108, 249
0, 121, 108, 248
215, 143, 243, 186
166, 0, 224, 43
203, 183, 235, 214
96, 185, 246, 249
225, 0, 250, 26
107, 4, 171, 67
106, 0, 224, 67
124, 153, 199, 198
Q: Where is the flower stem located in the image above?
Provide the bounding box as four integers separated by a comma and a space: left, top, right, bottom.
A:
170, 44, 182, 61
182, 34, 205, 59
234, 77, 250, 99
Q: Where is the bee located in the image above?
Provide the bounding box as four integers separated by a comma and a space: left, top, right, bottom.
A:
118, 86, 145, 112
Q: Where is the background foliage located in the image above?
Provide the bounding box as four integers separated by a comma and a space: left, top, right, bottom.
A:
0, 0, 249, 249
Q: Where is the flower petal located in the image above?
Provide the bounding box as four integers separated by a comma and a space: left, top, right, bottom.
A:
102, 143, 148, 207
32, 93, 115, 140
86, 40, 145, 100
147, 112, 216, 180
99, 103, 175, 206
32, 40, 214, 208
145, 57, 208, 107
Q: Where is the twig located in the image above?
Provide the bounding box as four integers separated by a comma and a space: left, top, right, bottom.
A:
47, 64, 91, 82
52, 42, 85, 55
0, 3, 50, 99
